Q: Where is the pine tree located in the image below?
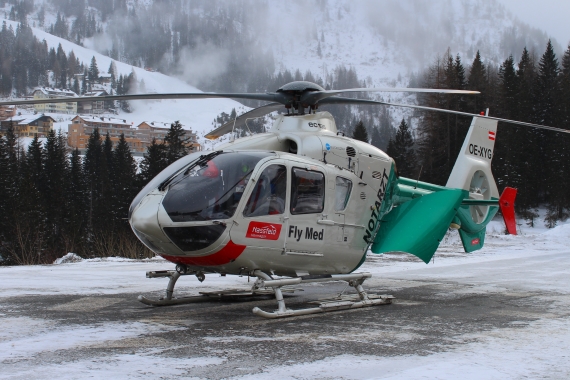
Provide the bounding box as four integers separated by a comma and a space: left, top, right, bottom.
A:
513, 47, 539, 214
83, 128, 102, 237
352, 120, 369, 143
560, 45, 570, 214
467, 50, 487, 114
53, 12, 68, 39
92, 133, 114, 232
81, 68, 88, 94
450, 54, 469, 159
73, 77, 80, 94
65, 148, 86, 253
534, 41, 565, 225
12, 150, 46, 265
494, 55, 521, 197
386, 119, 417, 177
2, 124, 46, 264
43, 129, 69, 253
164, 121, 190, 164
139, 138, 168, 184
108, 60, 117, 84
0, 124, 8, 250
26, 135, 44, 192
416, 56, 449, 185
112, 133, 137, 230
2, 123, 20, 211
88, 56, 99, 83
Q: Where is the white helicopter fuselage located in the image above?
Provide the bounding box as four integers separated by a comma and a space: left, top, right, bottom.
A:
129, 112, 395, 277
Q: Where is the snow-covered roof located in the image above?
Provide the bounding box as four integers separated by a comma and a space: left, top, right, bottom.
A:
82, 90, 108, 97
99, 73, 112, 78
33, 87, 78, 98
6, 115, 55, 125
137, 121, 172, 130
75, 115, 132, 127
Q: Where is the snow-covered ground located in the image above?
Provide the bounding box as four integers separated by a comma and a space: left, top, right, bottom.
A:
1, 217, 569, 379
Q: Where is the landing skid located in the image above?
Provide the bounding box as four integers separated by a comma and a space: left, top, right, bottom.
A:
138, 269, 394, 318
137, 270, 296, 307
251, 271, 394, 318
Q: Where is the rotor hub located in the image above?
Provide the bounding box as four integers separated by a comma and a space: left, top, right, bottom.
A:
276, 81, 325, 93
277, 81, 326, 113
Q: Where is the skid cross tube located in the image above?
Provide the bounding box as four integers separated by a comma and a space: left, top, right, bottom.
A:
138, 269, 282, 307
251, 271, 393, 318
137, 270, 213, 306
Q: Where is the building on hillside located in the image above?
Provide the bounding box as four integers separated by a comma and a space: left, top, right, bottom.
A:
67, 115, 139, 153
32, 87, 78, 114
79, 90, 109, 114
0, 105, 17, 120
67, 116, 201, 156
98, 73, 112, 84
136, 121, 200, 152
0, 115, 55, 137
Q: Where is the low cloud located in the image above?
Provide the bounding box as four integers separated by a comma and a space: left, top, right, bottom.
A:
171, 42, 231, 88
83, 33, 114, 55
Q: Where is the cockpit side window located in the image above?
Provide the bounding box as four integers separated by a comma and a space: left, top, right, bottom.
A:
335, 176, 352, 211
291, 168, 325, 214
243, 164, 287, 217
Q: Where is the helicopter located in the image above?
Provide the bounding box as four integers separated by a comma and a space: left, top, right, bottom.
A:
2, 81, 567, 318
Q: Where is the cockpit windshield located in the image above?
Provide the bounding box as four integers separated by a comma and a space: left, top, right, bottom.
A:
162, 152, 274, 222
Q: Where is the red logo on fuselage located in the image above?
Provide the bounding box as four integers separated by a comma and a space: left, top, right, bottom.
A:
246, 222, 282, 240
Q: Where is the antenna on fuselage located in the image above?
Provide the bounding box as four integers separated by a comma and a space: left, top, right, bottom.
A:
230, 117, 238, 141
414, 165, 423, 189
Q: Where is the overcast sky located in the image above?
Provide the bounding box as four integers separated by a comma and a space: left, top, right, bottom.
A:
498, 0, 570, 48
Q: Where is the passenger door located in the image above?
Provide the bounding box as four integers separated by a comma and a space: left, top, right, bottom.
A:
230, 162, 288, 253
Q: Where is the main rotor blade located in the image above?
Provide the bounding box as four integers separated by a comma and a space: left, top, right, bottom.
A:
319, 97, 570, 134
0, 92, 283, 106
327, 87, 481, 94
302, 87, 480, 106
205, 103, 283, 140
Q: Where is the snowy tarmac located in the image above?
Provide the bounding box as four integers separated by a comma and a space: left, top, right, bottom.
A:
1, 221, 570, 379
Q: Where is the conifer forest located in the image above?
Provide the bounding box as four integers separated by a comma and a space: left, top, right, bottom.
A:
0, 0, 569, 265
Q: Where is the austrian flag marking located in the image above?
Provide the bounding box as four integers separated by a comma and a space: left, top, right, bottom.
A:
246, 221, 282, 240
488, 131, 496, 141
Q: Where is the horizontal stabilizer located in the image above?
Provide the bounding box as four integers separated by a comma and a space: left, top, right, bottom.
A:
372, 189, 466, 264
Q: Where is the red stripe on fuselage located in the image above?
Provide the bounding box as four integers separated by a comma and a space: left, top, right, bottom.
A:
160, 240, 246, 266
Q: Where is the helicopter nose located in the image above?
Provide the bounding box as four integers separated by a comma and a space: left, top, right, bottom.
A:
130, 194, 169, 250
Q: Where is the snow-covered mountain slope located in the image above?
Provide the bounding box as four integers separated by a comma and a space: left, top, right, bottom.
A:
1, 19, 249, 141
264, 0, 555, 86
13, 0, 559, 89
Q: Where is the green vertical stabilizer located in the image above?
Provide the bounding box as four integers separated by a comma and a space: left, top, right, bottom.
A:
371, 189, 467, 263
